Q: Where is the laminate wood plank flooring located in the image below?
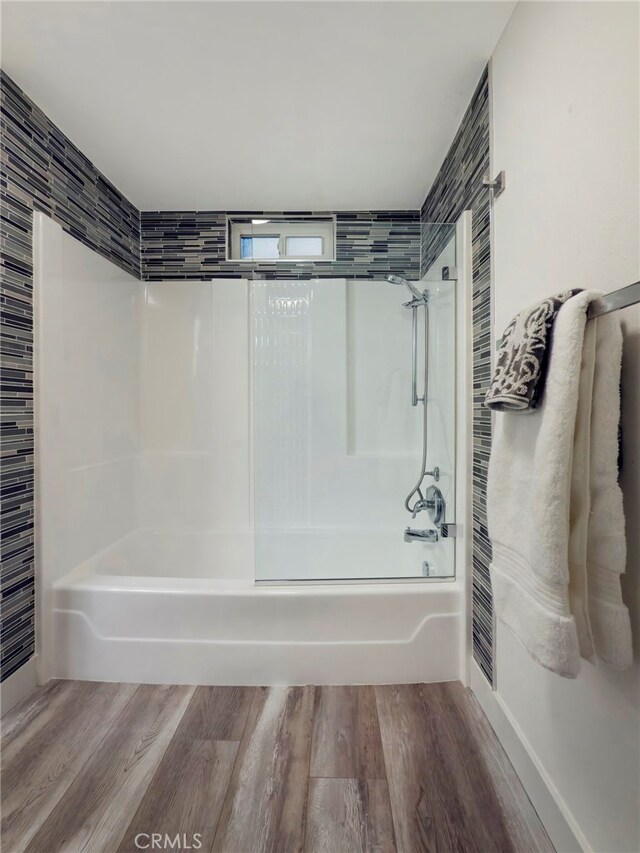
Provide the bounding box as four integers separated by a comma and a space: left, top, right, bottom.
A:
446, 685, 555, 853
117, 686, 255, 853
118, 738, 239, 853
175, 686, 255, 742
305, 778, 396, 853
376, 683, 477, 853
1, 680, 137, 852
24, 684, 193, 853
1, 680, 554, 853
310, 686, 386, 780
212, 685, 315, 853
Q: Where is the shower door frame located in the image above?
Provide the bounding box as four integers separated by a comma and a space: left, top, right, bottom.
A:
453, 210, 474, 686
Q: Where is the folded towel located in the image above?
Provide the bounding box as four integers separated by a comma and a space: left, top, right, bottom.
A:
585, 313, 632, 669
488, 291, 632, 677
485, 289, 582, 412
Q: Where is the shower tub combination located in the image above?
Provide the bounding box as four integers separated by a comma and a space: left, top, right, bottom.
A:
35, 212, 471, 686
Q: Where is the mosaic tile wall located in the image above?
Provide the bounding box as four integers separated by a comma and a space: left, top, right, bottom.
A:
421, 67, 494, 684
0, 70, 141, 681
141, 210, 420, 281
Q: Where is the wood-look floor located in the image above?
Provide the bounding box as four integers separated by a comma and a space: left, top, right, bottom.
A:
1, 680, 554, 853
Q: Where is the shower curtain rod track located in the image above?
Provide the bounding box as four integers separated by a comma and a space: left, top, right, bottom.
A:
587, 280, 640, 319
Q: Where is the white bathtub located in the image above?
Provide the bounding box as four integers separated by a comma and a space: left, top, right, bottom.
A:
51, 530, 463, 685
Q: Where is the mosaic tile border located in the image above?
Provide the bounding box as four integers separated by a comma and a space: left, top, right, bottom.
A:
421, 67, 495, 685
141, 210, 420, 281
0, 70, 141, 681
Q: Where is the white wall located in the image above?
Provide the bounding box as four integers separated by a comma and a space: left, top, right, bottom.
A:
488, 3, 640, 851
35, 213, 140, 679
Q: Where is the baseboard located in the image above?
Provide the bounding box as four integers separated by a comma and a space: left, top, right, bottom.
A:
0, 656, 39, 717
470, 660, 586, 853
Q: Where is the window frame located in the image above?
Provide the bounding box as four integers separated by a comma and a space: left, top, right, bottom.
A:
227, 216, 336, 263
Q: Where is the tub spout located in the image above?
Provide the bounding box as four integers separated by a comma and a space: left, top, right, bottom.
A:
404, 527, 438, 543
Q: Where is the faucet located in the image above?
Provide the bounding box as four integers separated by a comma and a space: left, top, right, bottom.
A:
404, 527, 439, 543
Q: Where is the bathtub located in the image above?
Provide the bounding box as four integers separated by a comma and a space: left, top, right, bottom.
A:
51, 529, 463, 685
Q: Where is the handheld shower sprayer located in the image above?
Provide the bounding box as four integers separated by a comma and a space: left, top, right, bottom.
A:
386, 275, 427, 303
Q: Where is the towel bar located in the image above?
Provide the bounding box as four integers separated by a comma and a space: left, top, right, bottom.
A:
587, 281, 640, 319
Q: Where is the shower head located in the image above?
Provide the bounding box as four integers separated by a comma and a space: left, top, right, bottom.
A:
386, 274, 407, 287
386, 275, 425, 303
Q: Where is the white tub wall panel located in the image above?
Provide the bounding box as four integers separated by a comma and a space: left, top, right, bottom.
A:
210, 279, 252, 530
252, 280, 313, 530
62, 241, 139, 471
89, 530, 253, 580
253, 279, 424, 535
35, 214, 140, 680
63, 456, 137, 571
137, 452, 218, 530
306, 278, 453, 529
138, 280, 251, 538
309, 280, 424, 530
140, 281, 214, 453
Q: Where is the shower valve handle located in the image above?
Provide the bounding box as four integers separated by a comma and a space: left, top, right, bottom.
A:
411, 499, 434, 518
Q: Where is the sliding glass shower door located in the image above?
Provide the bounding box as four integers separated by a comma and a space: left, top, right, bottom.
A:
252, 223, 457, 582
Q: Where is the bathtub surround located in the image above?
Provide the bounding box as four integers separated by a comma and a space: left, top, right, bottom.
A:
37, 215, 462, 684
0, 70, 140, 683
34, 213, 140, 683
141, 210, 420, 281
420, 68, 494, 684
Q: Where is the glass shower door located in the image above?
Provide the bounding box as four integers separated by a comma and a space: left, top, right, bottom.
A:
251, 223, 456, 582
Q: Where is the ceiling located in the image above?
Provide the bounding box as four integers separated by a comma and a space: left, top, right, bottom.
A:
1, 1, 515, 211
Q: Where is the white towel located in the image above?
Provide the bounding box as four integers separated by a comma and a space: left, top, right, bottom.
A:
586, 313, 633, 669
488, 291, 633, 678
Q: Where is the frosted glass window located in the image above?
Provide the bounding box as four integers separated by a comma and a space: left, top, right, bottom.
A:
229, 217, 335, 262
285, 236, 324, 257
240, 235, 280, 259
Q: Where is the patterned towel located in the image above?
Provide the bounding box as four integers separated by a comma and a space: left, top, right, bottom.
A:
485, 290, 582, 412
